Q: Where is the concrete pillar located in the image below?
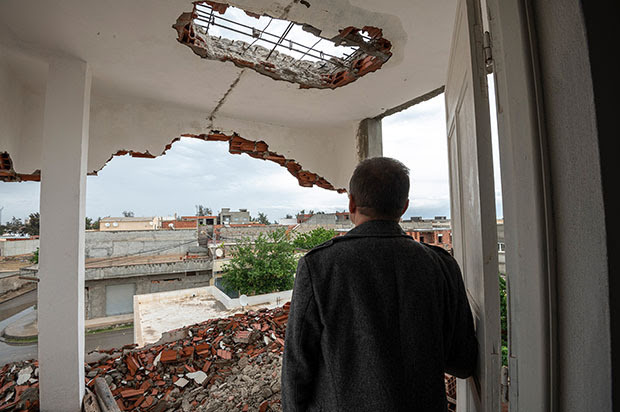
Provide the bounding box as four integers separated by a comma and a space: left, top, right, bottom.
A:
356, 118, 383, 160
38, 57, 91, 411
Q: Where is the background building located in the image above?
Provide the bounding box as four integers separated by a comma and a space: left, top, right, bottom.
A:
99, 216, 161, 231
218, 208, 250, 225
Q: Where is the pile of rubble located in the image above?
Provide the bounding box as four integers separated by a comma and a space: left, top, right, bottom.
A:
0, 362, 39, 411
1, 303, 290, 411
0, 301, 457, 411
88, 302, 290, 412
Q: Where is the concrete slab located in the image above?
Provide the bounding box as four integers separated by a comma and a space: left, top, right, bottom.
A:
136, 293, 234, 347
134, 286, 292, 347
2, 311, 133, 339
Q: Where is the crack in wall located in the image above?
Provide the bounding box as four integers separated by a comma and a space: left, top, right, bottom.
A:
208, 69, 245, 126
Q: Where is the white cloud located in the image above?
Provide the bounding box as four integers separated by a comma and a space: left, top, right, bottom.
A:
383, 94, 451, 218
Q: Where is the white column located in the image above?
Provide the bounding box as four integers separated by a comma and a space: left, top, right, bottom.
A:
38, 57, 91, 411
357, 118, 383, 160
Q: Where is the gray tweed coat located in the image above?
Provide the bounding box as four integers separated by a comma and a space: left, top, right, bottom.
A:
281, 220, 477, 412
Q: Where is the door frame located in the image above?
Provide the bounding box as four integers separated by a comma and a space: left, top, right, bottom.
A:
482, 0, 557, 410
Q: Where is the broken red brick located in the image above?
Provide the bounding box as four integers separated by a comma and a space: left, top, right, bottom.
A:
234, 330, 251, 344
125, 355, 140, 376
160, 350, 178, 364
120, 388, 145, 399
140, 396, 154, 408
205, 0, 228, 14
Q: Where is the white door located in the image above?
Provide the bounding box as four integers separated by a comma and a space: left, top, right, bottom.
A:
445, 0, 501, 410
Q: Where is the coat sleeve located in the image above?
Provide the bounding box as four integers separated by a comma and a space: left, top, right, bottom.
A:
281, 256, 323, 411
441, 252, 479, 379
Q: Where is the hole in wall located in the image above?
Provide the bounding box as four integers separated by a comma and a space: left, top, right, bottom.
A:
89, 132, 345, 193
1, 134, 345, 194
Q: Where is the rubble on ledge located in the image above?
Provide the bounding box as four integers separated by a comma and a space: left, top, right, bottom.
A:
0, 301, 457, 411
1, 303, 290, 411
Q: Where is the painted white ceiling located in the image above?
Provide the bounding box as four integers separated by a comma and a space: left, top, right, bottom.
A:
0, 0, 455, 128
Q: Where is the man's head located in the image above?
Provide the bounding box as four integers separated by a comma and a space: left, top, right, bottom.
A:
348, 157, 410, 225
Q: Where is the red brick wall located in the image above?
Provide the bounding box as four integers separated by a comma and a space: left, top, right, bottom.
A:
162, 220, 196, 230
406, 229, 452, 252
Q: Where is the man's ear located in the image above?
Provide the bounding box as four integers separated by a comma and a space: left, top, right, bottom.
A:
348, 194, 357, 214
400, 199, 409, 217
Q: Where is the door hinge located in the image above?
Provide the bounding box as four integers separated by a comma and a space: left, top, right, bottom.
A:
483, 31, 494, 74
501, 365, 509, 403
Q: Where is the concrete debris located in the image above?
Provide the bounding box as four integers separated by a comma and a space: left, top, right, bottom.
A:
186, 371, 207, 385
0, 361, 39, 411
153, 352, 162, 367
174, 377, 189, 388
15, 367, 32, 386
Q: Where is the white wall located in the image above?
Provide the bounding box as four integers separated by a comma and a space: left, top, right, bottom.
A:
534, 1, 611, 410
0, 239, 39, 256
89, 95, 359, 190
1, 52, 360, 191
0, 49, 23, 158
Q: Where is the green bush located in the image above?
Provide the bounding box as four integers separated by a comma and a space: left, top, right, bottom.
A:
222, 228, 296, 295
499, 274, 508, 366
31, 247, 39, 264
293, 227, 336, 250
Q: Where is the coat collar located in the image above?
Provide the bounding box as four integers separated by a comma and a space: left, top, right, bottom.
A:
346, 220, 406, 237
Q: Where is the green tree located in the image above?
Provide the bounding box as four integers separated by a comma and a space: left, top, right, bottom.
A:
499, 274, 508, 366
253, 212, 270, 225
23, 212, 39, 236
85, 217, 101, 230
285, 214, 293, 219
222, 228, 296, 295
293, 227, 336, 250
122, 210, 134, 217
5, 217, 24, 235
196, 205, 213, 216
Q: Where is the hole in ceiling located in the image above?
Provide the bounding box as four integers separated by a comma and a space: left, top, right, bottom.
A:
173, 1, 392, 89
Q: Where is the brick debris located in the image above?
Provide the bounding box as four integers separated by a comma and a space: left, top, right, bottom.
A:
0, 302, 457, 411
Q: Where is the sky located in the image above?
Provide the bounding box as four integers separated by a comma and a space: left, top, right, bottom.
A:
0, 85, 503, 224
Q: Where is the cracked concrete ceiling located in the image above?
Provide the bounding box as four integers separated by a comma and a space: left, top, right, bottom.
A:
0, 0, 455, 126
0, 0, 456, 189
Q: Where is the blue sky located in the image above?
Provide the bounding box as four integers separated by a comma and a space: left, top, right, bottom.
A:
0, 90, 503, 224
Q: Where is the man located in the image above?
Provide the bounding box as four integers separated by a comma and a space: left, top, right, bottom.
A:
281, 157, 477, 411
